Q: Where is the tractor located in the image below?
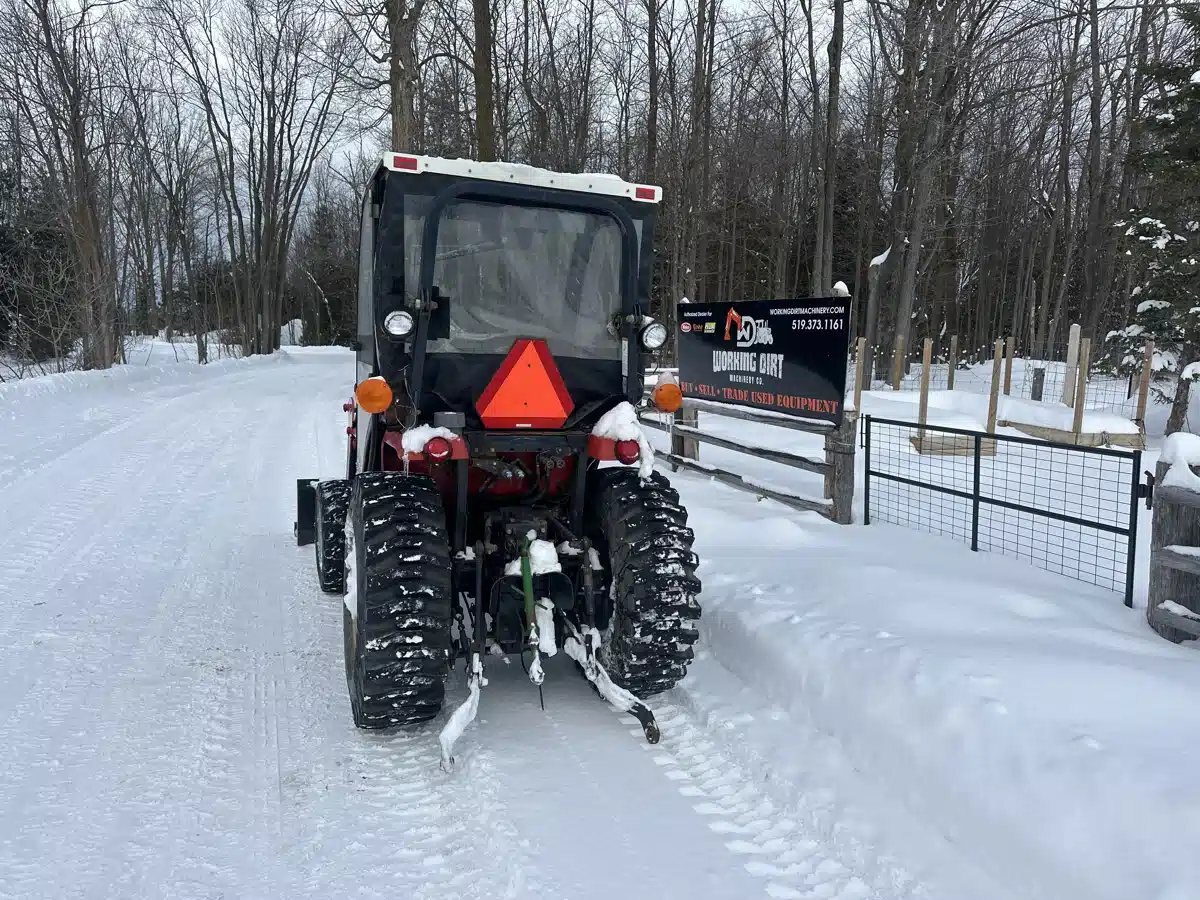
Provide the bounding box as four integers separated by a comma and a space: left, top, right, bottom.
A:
296, 153, 700, 760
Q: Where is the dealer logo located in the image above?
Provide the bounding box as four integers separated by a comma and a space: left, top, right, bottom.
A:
680, 322, 692, 333
724, 308, 773, 348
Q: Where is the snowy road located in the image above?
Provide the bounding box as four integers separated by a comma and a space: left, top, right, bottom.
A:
0, 351, 1004, 900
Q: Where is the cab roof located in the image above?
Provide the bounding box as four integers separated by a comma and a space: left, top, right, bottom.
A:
381, 153, 662, 205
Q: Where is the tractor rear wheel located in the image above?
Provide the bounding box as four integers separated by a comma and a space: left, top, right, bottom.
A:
315, 479, 351, 593
343, 472, 454, 728
590, 468, 701, 696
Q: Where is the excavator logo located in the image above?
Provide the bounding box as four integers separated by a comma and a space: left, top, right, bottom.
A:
724, 307, 773, 349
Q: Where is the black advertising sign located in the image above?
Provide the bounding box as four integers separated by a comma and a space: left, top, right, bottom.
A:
676, 298, 852, 424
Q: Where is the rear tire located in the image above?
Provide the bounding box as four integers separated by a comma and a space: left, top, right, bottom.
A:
343, 472, 454, 728
590, 468, 701, 696
315, 480, 351, 593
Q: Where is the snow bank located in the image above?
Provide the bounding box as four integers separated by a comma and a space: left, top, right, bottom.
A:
999, 394, 1139, 434
680, 479, 1200, 900
1160, 432, 1200, 491
1161, 431, 1200, 467
592, 401, 654, 479
0, 352, 261, 406
0, 346, 352, 407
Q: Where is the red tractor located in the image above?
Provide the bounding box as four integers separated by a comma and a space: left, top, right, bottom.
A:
296, 154, 698, 757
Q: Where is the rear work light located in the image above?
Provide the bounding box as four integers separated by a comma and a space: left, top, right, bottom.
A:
615, 440, 640, 465
640, 321, 668, 350
425, 436, 453, 460
383, 310, 414, 337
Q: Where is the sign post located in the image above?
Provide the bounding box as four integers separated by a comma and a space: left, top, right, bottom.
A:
676, 298, 853, 426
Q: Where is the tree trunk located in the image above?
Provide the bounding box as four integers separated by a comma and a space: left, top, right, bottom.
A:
645, 0, 659, 180
815, 0, 844, 294
1168, 378, 1192, 435
389, 0, 422, 150
472, 0, 497, 160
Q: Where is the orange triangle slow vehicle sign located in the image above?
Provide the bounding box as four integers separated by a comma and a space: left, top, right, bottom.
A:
476, 338, 575, 429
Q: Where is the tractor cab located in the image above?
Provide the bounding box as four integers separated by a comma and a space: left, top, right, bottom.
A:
356, 154, 664, 438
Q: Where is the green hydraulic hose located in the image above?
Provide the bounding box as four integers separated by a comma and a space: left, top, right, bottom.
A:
520, 536, 536, 645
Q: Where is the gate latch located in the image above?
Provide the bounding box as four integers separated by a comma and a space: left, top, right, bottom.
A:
1140, 470, 1155, 510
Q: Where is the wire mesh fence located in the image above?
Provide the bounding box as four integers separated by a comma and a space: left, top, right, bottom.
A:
863, 416, 1141, 603
854, 334, 1145, 423
1011, 357, 1139, 415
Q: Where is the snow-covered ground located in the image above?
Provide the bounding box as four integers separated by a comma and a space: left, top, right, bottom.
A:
1, 349, 1197, 900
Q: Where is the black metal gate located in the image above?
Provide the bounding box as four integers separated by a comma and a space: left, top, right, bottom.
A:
863, 416, 1143, 606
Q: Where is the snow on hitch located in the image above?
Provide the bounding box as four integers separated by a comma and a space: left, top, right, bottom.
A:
439, 652, 486, 770
561, 618, 660, 744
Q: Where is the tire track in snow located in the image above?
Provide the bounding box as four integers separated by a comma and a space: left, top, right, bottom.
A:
0, 370, 297, 899
268, 396, 538, 900
277, 577, 538, 899
646, 697, 924, 900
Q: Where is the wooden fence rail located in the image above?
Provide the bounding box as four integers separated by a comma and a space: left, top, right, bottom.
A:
640, 397, 857, 524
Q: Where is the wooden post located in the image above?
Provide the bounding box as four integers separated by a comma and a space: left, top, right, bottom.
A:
947, 334, 959, 390
1071, 337, 1091, 443
917, 338, 933, 433
1136, 340, 1155, 428
891, 334, 905, 390
1003, 336, 1015, 395
986, 338, 1003, 433
824, 411, 858, 525
853, 337, 867, 412
671, 405, 700, 466
1062, 323, 1081, 406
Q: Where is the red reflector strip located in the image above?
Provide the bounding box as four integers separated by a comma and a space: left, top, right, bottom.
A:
392, 154, 420, 171
634, 185, 656, 201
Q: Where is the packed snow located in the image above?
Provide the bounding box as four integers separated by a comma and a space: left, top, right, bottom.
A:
3, 346, 1199, 900
401, 424, 458, 454
503, 535, 562, 576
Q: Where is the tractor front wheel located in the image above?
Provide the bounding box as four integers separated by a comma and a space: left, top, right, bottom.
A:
315, 479, 351, 593
591, 469, 702, 696
343, 472, 454, 728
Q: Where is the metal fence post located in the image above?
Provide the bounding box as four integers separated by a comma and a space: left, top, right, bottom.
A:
1126, 449, 1142, 608
863, 415, 872, 526
971, 433, 982, 551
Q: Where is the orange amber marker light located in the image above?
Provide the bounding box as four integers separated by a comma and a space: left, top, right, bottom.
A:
653, 381, 683, 413
355, 377, 393, 414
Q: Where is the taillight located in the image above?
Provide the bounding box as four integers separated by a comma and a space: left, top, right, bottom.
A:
425, 436, 453, 460
634, 185, 657, 201
615, 440, 640, 465
392, 154, 419, 171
